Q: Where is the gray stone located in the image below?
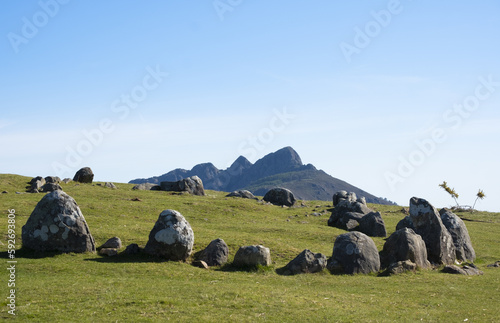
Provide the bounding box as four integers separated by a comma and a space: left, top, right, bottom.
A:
73, 167, 94, 183
282, 249, 327, 275
263, 188, 296, 207
487, 261, 500, 268
198, 238, 229, 267
439, 209, 476, 262
99, 248, 118, 257
41, 183, 63, 192
226, 190, 257, 200
328, 194, 375, 234
381, 260, 418, 276
144, 209, 194, 261
160, 176, 205, 196
396, 197, 456, 265
104, 182, 117, 189
62, 178, 72, 184
442, 264, 483, 276
44, 176, 61, 184
29, 176, 45, 186
30, 180, 45, 192
21, 190, 95, 253
357, 211, 387, 237
380, 228, 431, 269
328, 231, 380, 275
233, 245, 271, 267
100, 237, 122, 249
132, 183, 161, 191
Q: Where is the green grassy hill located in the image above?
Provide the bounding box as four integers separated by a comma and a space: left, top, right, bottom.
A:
1, 174, 499, 321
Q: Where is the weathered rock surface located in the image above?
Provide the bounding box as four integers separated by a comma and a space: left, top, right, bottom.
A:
281, 249, 327, 275
73, 167, 94, 183
329, 192, 386, 237
226, 190, 257, 200
198, 238, 229, 267
263, 188, 296, 207
380, 228, 431, 269
358, 211, 387, 237
439, 208, 476, 262
442, 264, 483, 276
22, 190, 95, 253
41, 183, 62, 192
44, 176, 61, 184
328, 232, 380, 275
132, 183, 161, 191
233, 245, 271, 267
160, 176, 205, 196
144, 209, 194, 261
100, 237, 122, 249
380, 260, 418, 276
396, 197, 456, 265
125, 243, 141, 255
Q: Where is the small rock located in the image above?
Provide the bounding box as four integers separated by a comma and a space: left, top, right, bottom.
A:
487, 261, 500, 268
100, 237, 122, 249
104, 182, 117, 189
73, 167, 94, 184
99, 248, 118, 257
442, 264, 483, 276
130, 198, 142, 202
132, 183, 161, 191
226, 190, 257, 200
233, 245, 271, 267
192, 260, 209, 269
62, 178, 72, 184
2, 191, 8, 194
381, 260, 417, 276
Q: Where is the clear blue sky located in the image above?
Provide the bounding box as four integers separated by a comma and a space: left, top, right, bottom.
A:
1, 1, 499, 211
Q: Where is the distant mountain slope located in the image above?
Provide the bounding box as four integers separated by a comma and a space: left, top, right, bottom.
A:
129, 147, 395, 205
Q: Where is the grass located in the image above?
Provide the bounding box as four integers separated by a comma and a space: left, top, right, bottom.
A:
0, 173, 499, 322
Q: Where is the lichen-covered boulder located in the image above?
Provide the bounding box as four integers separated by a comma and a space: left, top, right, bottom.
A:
144, 210, 194, 261
73, 167, 94, 183
198, 238, 229, 266
233, 245, 271, 267
439, 209, 476, 262
379, 228, 431, 270
397, 197, 456, 265
263, 188, 296, 207
160, 176, 205, 196
327, 231, 380, 275
22, 191, 95, 253
281, 249, 327, 275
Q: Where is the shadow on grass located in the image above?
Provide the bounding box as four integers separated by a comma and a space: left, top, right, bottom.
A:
217, 262, 274, 273
1, 248, 67, 259
83, 252, 179, 264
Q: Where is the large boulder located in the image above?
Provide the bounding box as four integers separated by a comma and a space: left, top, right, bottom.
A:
198, 238, 229, 267
22, 191, 95, 253
41, 183, 62, 192
233, 245, 271, 267
144, 210, 194, 261
379, 228, 431, 269
358, 211, 387, 237
73, 167, 94, 183
327, 231, 380, 275
439, 209, 476, 262
281, 249, 327, 275
160, 176, 205, 196
263, 188, 296, 207
397, 197, 456, 265
44, 176, 61, 184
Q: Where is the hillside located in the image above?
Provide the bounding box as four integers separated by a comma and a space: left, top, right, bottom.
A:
130, 146, 395, 205
0, 174, 499, 321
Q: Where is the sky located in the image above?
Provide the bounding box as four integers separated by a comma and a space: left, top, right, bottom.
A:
1, 1, 499, 212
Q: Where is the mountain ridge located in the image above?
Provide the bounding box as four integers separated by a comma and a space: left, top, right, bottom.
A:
129, 146, 395, 205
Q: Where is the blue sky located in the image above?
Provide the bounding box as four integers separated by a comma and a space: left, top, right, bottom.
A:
1, 1, 499, 211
